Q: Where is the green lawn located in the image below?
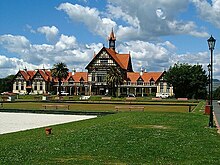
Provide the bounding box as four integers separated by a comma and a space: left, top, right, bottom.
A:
1, 101, 194, 113
0, 101, 220, 164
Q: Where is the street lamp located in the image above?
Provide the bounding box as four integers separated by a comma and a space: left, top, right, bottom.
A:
207, 35, 216, 128
207, 64, 211, 105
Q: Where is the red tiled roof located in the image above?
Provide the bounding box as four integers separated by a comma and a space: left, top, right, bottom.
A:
105, 48, 130, 70
85, 47, 131, 71
27, 71, 36, 79
72, 72, 88, 82
19, 70, 31, 81
116, 54, 130, 70
127, 72, 141, 83
142, 72, 164, 82
38, 70, 49, 81
127, 72, 164, 83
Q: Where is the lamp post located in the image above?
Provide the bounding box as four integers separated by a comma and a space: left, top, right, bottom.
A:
207, 64, 211, 105
207, 35, 216, 128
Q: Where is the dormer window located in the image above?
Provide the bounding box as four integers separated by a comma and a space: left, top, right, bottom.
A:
150, 80, 155, 85
80, 78, 84, 85
127, 80, 131, 85
137, 78, 143, 85
68, 78, 74, 85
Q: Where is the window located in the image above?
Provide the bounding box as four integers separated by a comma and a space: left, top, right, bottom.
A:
34, 82, 37, 90
80, 79, 84, 85
150, 80, 155, 85
40, 82, 43, 90
100, 58, 108, 64
97, 76, 103, 82
127, 81, 131, 85
69, 78, 74, 85
137, 79, 143, 85
92, 73, 95, 82
16, 82, 19, 90
21, 82, 24, 90
160, 82, 164, 92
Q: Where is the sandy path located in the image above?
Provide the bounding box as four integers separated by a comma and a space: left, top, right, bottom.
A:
0, 112, 96, 135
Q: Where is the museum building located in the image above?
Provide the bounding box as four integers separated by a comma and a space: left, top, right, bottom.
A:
12, 30, 173, 97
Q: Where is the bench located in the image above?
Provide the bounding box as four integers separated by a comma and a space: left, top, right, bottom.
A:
177, 98, 188, 101
1, 96, 9, 102
101, 97, 111, 101
42, 104, 70, 110
115, 106, 144, 112
54, 96, 64, 100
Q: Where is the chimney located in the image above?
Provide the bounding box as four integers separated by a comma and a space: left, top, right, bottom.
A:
72, 68, 76, 75
140, 67, 144, 76
24, 66, 27, 72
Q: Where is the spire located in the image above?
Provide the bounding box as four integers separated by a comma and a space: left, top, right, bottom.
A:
108, 28, 116, 41
108, 28, 116, 50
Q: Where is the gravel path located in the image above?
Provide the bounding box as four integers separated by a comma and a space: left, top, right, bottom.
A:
0, 112, 96, 135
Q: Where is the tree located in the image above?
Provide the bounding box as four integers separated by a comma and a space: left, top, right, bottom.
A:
0, 75, 14, 93
106, 66, 124, 97
51, 62, 69, 96
164, 63, 208, 99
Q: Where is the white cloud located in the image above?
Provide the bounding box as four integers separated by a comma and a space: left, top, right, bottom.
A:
167, 20, 209, 37
0, 33, 104, 76
0, 55, 39, 77
55, 34, 77, 51
192, 0, 220, 28
57, 3, 116, 37
57, 1, 208, 40
117, 40, 172, 71
156, 8, 166, 20
108, 0, 209, 38
0, 32, 219, 79
37, 26, 59, 42
0, 34, 30, 54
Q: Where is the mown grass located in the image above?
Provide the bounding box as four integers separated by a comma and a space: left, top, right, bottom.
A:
0, 109, 219, 164
1, 102, 193, 113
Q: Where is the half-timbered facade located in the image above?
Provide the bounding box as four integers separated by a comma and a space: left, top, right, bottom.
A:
12, 30, 173, 97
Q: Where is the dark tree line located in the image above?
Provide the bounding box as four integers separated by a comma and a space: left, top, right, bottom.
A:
0, 75, 14, 93
165, 63, 208, 99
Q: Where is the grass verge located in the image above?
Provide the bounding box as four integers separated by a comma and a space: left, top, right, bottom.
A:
0, 107, 219, 164
0, 101, 195, 113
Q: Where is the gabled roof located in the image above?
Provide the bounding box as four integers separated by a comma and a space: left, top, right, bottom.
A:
15, 70, 36, 81
116, 53, 131, 70
142, 72, 164, 83
127, 72, 164, 83
71, 72, 88, 82
85, 47, 131, 71
127, 72, 141, 83
38, 70, 50, 81
26, 71, 36, 79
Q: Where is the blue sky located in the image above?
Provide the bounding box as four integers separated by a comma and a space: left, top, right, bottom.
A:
0, 0, 220, 79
